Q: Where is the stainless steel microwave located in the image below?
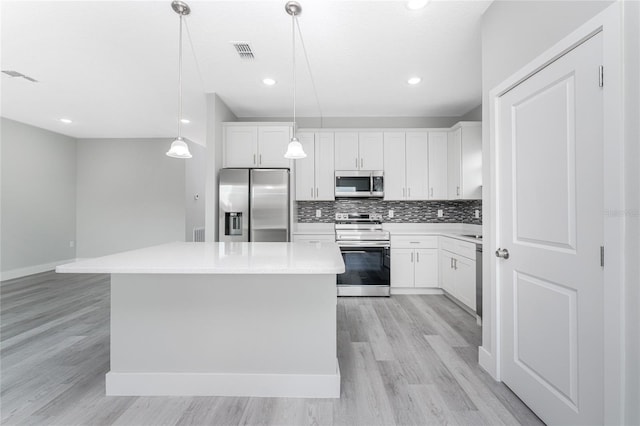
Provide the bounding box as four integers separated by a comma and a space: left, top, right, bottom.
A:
335, 170, 384, 198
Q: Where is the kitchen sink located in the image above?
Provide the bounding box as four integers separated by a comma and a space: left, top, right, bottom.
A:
461, 234, 483, 239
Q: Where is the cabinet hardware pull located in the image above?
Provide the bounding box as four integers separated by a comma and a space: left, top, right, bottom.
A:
416, 252, 419, 262
360, 158, 363, 168
403, 188, 405, 197
311, 188, 314, 198
253, 154, 256, 165
259, 154, 262, 165
450, 257, 454, 268
454, 258, 458, 270
457, 186, 460, 196
430, 188, 433, 197
316, 187, 318, 197
355, 158, 358, 168
411, 252, 414, 263
408, 187, 411, 198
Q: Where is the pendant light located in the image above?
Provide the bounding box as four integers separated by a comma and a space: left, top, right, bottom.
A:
166, 0, 192, 159
283, 1, 307, 159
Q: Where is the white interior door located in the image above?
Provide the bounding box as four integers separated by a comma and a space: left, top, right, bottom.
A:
497, 32, 604, 425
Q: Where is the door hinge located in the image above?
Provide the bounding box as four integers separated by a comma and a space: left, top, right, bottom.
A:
598, 65, 604, 88
600, 246, 605, 267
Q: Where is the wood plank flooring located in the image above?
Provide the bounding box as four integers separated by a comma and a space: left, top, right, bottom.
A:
1, 271, 543, 425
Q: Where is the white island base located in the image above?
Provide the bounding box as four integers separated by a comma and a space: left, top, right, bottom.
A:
107, 273, 339, 398
57, 242, 343, 398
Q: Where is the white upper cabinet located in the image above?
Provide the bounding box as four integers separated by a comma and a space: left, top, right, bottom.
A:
224, 125, 258, 167
447, 122, 482, 199
294, 132, 335, 201
223, 124, 291, 168
257, 126, 291, 168
428, 131, 448, 199
334, 131, 384, 171
383, 131, 428, 201
383, 132, 406, 201
334, 132, 359, 170
405, 132, 429, 200
295, 132, 316, 201
358, 132, 384, 170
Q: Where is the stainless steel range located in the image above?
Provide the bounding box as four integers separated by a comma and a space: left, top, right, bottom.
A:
335, 213, 391, 297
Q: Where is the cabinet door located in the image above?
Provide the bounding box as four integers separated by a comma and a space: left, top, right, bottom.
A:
315, 132, 335, 200
295, 132, 316, 201
428, 131, 448, 199
224, 126, 258, 167
439, 250, 456, 294
358, 132, 384, 170
334, 132, 359, 170
258, 126, 291, 168
383, 132, 406, 201
460, 125, 483, 199
405, 132, 429, 200
414, 249, 438, 288
447, 128, 462, 199
453, 255, 476, 311
391, 248, 414, 288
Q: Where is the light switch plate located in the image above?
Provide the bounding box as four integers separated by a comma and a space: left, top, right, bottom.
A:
388, 210, 394, 218
437, 209, 444, 218
475, 209, 480, 219
315, 209, 322, 218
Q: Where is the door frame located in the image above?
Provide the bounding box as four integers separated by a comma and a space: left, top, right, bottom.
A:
482, 3, 625, 424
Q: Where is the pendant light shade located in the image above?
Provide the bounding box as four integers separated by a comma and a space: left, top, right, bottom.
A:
284, 137, 306, 159
166, 137, 192, 158
166, 1, 192, 159
284, 1, 306, 159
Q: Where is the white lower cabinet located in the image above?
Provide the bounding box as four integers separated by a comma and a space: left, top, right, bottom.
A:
439, 237, 477, 311
390, 236, 438, 288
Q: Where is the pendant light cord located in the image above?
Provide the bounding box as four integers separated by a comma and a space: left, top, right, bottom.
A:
178, 13, 184, 139
295, 18, 323, 128
292, 13, 296, 134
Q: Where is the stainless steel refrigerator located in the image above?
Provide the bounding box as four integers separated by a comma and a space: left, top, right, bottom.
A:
219, 168, 290, 242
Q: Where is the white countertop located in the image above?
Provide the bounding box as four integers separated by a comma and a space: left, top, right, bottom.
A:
56, 242, 345, 275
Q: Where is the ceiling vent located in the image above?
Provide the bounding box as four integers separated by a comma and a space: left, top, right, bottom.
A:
231, 42, 255, 60
2, 70, 38, 82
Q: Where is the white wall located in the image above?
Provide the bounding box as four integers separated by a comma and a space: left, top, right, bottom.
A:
0, 118, 77, 279
479, 0, 612, 370
459, 105, 481, 121
623, 1, 640, 423
184, 141, 206, 241
205, 94, 237, 242
75, 138, 185, 258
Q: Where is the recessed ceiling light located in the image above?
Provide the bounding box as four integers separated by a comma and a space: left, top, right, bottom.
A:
263, 78, 277, 86
59, 118, 72, 124
407, 77, 422, 85
406, 0, 429, 10
181, 118, 190, 124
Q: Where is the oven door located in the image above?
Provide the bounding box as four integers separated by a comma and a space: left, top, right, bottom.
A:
337, 242, 390, 296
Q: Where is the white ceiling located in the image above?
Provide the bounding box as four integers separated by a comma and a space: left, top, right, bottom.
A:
1, 1, 491, 145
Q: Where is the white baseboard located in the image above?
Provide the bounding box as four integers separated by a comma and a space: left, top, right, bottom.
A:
106, 359, 341, 398
391, 288, 444, 295
0, 258, 77, 282
478, 346, 498, 380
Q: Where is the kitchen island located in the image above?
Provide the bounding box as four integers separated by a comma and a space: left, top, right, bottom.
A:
56, 242, 344, 398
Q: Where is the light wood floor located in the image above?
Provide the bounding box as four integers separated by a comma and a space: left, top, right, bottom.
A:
1, 271, 543, 426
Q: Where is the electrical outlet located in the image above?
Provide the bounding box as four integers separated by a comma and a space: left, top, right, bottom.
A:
475, 209, 480, 219
388, 210, 394, 218
437, 209, 444, 218
315, 209, 322, 218
69, 240, 75, 248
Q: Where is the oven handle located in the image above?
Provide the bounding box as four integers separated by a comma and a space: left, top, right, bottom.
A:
337, 242, 391, 248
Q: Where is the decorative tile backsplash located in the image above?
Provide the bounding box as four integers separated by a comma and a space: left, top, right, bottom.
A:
297, 199, 482, 224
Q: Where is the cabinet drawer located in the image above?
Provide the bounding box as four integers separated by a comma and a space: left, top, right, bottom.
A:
391, 235, 438, 249
440, 237, 477, 260
293, 234, 335, 244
